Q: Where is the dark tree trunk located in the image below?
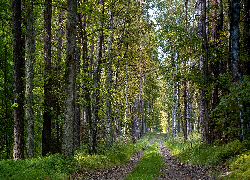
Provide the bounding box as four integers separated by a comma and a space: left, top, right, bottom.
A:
62, 0, 77, 156
74, 48, 81, 148
12, 0, 25, 160
25, 0, 35, 159
42, 0, 52, 156
90, 0, 104, 153
243, 0, 250, 140
231, 0, 241, 82
243, 0, 250, 75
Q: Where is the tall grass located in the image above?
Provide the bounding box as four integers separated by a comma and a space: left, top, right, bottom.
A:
0, 132, 157, 179
164, 134, 250, 179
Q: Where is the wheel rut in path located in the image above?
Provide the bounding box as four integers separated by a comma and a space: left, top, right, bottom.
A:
157, 138, 217, 180
76, 134, 160, 180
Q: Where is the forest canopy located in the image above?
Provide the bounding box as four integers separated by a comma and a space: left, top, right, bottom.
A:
0, 0, 249, 161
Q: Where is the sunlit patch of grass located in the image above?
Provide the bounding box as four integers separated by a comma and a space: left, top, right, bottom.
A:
75, 132, 156, 171
0, 133, 158, 179
223, 151, 250, 179
125, 142, 165, 180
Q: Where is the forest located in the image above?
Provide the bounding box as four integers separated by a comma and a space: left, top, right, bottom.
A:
0, 0, 250, 179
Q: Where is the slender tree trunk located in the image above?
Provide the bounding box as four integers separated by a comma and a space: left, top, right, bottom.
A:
90, 0, 104, 153
106, 2, 114, 146
243, 0, 250, 139
79, 14, 90, 145
183, 0, 188, 142
231, 0, 241, 82
74, 47, 81, 148
177, 85, 181, 133
55, 11, 63, 154
172, 54, 177, 137
124, 61, 128, 134
26, 1, 35, 159
42, 0, 52, 156
201, 0, 209, 143
12, 0, 25, 160
243, 0, 250, 75
62, 0, 77, 156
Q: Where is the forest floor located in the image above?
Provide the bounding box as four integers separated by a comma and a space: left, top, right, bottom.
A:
75, 134, 227, 180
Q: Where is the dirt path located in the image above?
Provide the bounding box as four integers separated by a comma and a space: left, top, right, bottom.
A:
157, 138, 218, 180
75, 134, 160, 180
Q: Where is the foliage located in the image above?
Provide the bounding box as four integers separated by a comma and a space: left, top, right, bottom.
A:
0, 154, 78, 180
224, 151, 250, 180
164, 134, 249, 166
75, 132, 155, 170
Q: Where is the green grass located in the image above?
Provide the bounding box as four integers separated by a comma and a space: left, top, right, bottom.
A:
125, 141, 165, 180
164, 134, 250, 179
0, 132, 157, 180
75, 132, 156, 171
0, 153, 78, 180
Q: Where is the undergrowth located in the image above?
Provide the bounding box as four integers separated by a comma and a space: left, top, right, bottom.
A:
0, 132, 156, 179
75, 132, 154, 170
0, 153, 78, 180
125, 140, 165, 180
164, 134, 250, 179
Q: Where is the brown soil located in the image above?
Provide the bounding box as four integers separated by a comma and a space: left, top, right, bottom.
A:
73, 135, 227, 180
157, 138, 223, 180
74, 134, 159, 180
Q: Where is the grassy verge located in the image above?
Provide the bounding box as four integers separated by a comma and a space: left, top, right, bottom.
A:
164, 134, 250, 179
0, 132, 156, 180
125, 141, 165, 180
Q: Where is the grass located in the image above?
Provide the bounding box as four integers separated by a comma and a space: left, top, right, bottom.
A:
125, 140, 165, 180
0, 132, 157, 180
0, 153, 78, 180
164, 134, 250, 179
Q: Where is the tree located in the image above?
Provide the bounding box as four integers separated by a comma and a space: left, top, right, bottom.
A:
12, 0, 25, 160
42, 0, 52, 156
25, 0, 35, 159
62, 0, 77, 156
106, 1, 114, 146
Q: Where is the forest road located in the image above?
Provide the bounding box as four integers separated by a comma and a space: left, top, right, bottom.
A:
76, 134, 160, 180
157, 137, 218, 180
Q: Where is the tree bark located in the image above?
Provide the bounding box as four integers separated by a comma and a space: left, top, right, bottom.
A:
12, 0, 25, 160
231, 0, 241, 82
62, 0, 77, 156
183, 0, 188, 141
106, 2, 114, 146
25, 0, 35, 159
201, 0, 209, 143
42, 0, 52, 156
90, 0, 104, 153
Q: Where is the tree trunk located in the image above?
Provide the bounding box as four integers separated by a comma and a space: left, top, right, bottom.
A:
74, 48, 81, 148
12, 0, 25, 160
90, 0, 104, 153
201, 0, 209, 143
42, 0, 52, 156
183, 0, 188, 142
62, 0, 77, 156
243, 0, 250, 75
25, 0, 35, 159
231, 0, 241, 82
106, 3, 114, 146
